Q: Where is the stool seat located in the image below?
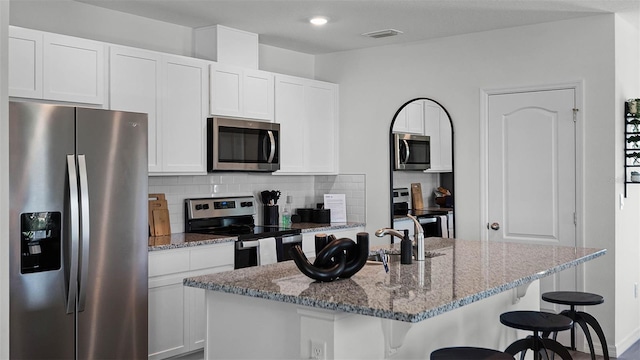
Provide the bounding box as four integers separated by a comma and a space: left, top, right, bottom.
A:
542, 291, 609, 360
501, 311, 574, 360
542, 291, 604, 306
500, 311, 573, 333
431, 347, 514, 360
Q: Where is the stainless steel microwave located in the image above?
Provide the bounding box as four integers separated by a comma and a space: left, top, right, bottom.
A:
207, 117, 280, 172
394, 133, 431, 171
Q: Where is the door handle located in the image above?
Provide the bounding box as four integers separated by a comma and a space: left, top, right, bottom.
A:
66, 155, 79, 314
77, 155, 90, 312
402, 139, 410, 164
488, 222, 500, 231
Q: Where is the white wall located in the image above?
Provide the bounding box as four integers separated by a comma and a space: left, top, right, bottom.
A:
614, 9, 640, 353
1, 1, 9, 357
315, 14, 635, 355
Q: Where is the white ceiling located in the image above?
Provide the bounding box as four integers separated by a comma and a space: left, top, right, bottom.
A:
74, 0, 639, 54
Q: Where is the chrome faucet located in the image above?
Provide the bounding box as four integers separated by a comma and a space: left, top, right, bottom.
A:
406, 214, 425, 261
374, 227, 406, 241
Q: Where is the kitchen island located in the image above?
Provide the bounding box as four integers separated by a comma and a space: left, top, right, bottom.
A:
184, 238, 605, 359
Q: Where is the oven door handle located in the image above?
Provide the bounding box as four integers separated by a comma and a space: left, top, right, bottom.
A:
418, 217, 438, 224
281, 235, 302, 244
236, 240, 260, 249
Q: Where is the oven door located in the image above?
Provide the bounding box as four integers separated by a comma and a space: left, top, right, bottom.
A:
208, 117, 280, 172
234, 234, 302, 269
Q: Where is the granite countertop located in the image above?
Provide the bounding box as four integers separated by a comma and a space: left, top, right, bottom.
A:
290, 222, 365, 233
148, 222, 365, 251
184, 238, 605, 323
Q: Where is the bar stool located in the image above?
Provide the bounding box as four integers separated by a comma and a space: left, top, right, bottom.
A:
431, 347, 514, 359
542, 291, 609, 360
500, 311, 573, 360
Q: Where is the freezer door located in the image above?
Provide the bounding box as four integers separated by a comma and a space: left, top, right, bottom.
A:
9, 102, 76, 359
75, 107, 149, 359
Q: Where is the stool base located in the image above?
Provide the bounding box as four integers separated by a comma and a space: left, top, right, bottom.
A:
431, 346, 514, 360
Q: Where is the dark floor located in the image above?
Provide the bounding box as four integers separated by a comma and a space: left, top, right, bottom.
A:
174, 339, 640, 359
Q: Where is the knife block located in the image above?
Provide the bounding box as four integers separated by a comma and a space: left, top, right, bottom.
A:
263, 205, 279, 226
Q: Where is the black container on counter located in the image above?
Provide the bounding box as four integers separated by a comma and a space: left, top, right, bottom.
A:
296, 208, 314, 223
263, 205, 279, 226
312, 209, 331, 223
400, 229, 412, 265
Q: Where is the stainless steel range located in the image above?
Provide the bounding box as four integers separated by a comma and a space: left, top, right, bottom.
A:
184, 196, 302, 269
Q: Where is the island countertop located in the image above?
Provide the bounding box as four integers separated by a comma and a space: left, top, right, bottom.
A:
184, 238, 605, 323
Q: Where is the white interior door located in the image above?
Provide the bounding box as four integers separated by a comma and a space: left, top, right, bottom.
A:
487, 88, 576, 311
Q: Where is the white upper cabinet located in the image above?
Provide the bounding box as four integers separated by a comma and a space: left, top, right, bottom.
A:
209, 62, 274, 121
162, 55, 208, 174
110, 46, 163, 172
9, 26, 105, 105
110, 46, 207, 175
392, 101, 424, 134
8, 27, 42, 99
275, 75, 339, 175
424, 101, 452, 172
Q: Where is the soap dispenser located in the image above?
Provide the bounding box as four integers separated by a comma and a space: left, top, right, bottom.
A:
400, 229, 413, 264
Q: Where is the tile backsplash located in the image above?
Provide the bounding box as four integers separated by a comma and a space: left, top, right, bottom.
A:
149, 173, 366, 233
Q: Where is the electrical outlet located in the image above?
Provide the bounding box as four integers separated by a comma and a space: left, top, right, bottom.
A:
310, 340, 326, 360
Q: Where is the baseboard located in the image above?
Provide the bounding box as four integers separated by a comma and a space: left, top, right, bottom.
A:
607, 327, 640, 358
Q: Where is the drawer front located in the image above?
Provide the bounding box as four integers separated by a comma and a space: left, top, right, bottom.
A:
149, 249, 190, 277
190, 243, 234, 271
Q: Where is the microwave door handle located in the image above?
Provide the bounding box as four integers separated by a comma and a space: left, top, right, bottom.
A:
402, 139, 410, 164
66, 155, 79, 314
267, 130, 276, 163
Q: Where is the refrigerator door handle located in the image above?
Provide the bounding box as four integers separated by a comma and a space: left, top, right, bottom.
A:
66, 155, 79, 314
77, 155, 90, 312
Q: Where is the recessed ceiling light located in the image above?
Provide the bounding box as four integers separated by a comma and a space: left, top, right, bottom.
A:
310, 16, 329, 26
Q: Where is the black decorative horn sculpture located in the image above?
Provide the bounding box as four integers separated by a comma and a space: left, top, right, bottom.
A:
289, 232, 370, 282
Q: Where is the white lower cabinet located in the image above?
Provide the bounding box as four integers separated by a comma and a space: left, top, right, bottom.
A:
148, 242, 234, 359
301, 227, 365, 258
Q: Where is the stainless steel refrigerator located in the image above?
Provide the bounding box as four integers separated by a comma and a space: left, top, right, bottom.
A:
9, 101, 149, 359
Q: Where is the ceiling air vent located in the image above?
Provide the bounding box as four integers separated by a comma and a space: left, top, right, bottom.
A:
361, 29, 403, 39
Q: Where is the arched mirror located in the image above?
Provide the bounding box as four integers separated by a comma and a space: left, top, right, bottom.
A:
388, 98, 455, 240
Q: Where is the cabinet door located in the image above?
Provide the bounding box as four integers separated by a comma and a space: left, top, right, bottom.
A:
43, 33, 104, 104
424, 101, 443, 171
110, 46, 162, 172
162, 55, 208, 174
8, 26, 43, 99
405, 101, 425, 134
243, 69, 274, 121
392, 107, 408, 133
439, 109, 453, 172
305, 81, 338, 174
148, 278, 188, 360
210, 62, 242, 117
392, 101, 423, 134
275, 75, 306, 173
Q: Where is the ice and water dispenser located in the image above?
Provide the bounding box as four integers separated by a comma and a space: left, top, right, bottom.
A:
20, 212, 61, 274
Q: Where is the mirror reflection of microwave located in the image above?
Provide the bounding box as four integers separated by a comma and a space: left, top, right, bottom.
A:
394, 133, 430, 171
207, 117, 280, 172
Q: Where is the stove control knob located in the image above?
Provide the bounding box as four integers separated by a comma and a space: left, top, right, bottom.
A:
195, 204, 203, 210
241, 201, 253, 207
202, 204, 210, 210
